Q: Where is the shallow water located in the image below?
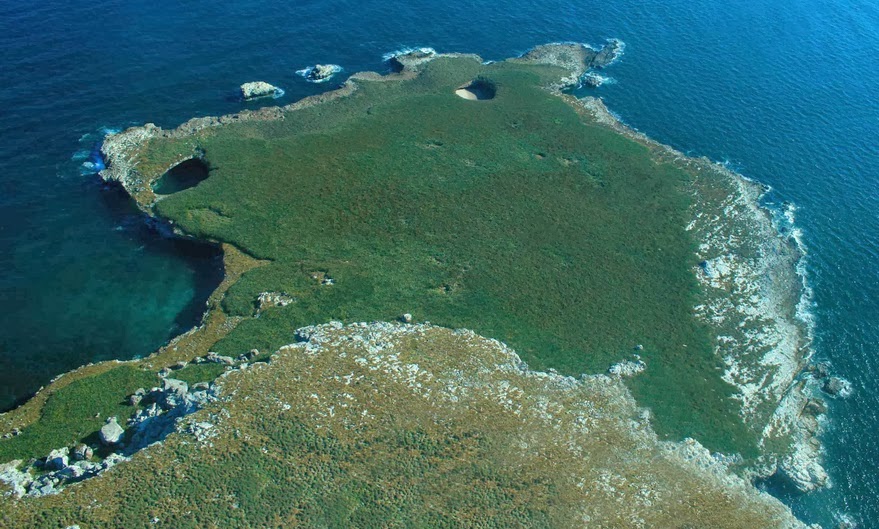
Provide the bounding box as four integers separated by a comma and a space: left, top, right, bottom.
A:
1, 0, 876, 525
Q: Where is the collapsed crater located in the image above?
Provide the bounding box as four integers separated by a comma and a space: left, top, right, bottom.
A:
152, 158, 210, 195
455, 78, 496, 100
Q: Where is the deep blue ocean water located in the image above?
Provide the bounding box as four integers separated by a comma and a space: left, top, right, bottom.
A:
1, 0, 877, 525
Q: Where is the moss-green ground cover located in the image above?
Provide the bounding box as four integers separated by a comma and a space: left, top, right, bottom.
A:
135, 56, 748, 453
0, 324, 806, 528
0, 47, 817, 527
0, 366, 156, 462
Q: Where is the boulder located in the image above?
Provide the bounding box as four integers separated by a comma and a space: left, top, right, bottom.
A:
608, 360, 647, 377
2, 427, 21, 440
99, 453, 129, 472
401, 313, 413, 324
44, 447, 69, 471
160, 378, 189, 409
163, 378, 188, 398
206, 352, 235, 365
240, 81, 281, 100
99, 417, 125, 446
57, 464, 84, 479
72, 444, 93, 461
700, 256, 731, 280
823, 376, 852, 398
308, 64, 339, 82
0, 460, 33, 497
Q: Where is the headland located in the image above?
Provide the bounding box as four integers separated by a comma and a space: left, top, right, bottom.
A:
0, 41, 827, 527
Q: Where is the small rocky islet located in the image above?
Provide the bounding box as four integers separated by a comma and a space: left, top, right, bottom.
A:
0, 41, 840, 527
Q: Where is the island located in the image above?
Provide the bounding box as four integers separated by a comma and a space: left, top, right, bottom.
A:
0, 42, 826, 528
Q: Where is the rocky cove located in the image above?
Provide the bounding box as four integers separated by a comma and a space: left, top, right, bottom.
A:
0, 41, 841, 527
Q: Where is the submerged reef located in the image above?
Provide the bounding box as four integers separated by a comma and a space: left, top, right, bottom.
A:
0, 41, 823, 526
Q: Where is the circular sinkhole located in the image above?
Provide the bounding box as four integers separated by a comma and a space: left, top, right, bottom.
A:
152, 158, 211, 195
455, 78, 496, 100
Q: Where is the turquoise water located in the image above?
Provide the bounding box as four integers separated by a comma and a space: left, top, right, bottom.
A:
1, 0, 877, 525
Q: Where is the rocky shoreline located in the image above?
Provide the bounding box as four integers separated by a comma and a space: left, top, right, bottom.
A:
98, 40, 830, 490
0, 41, 833, 525
575, 97, 838, 492
99, 40, 624, 207
0, 349, 269, 498
1, 322, 814, 527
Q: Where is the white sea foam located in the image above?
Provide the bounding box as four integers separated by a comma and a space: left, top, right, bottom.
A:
580, 72, 615, 88
72, 127, 120, 175
604, 38, 626, 65
295, 64, 342, 84
784, 203, 817, 336
381, 46, 436, 62
71, 149, 89, 161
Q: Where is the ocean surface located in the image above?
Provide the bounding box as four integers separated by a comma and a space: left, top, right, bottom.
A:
1, 0, 877, 525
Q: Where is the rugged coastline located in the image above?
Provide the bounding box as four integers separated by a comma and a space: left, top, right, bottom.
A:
576, 97, 828, 491
0, 41, 829, 526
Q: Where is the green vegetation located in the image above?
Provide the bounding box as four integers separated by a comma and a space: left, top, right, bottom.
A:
139, 56, 747, 452
170, 362, 227, 386
0, 325, 804, 528
0, 48, 809, 527
0, 366, 156, 462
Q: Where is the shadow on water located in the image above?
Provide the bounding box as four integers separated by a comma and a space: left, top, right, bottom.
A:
0, 177, 224, 413
96, 178, 225, 333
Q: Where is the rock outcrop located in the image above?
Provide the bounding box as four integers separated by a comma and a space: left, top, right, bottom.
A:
44, 448, 69, 471
514, 39, 625, 88
98, 417, 124, 446
0, 376, 220, 499
72, 444, 92, 461
256, 291, 294, 313
125, 378, 216, 453
823, 376, 852, 398
203, 352, 234, 365
385, 47, 437, 72
0, 453, 129, 498
298, 64, 341, 83
240, 81, 282, 100
608, 359, 647, 377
